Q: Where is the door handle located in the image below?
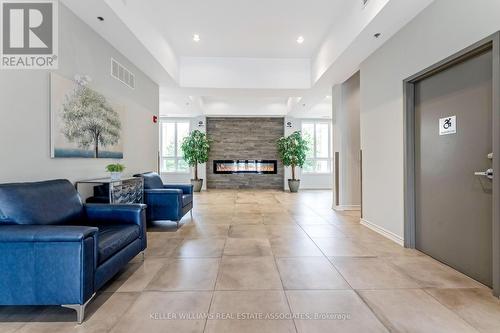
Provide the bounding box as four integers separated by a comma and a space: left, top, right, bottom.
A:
474, 168, 493, 180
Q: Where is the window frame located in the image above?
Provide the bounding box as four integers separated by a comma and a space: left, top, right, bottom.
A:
159, 118, 191, 174
301, 120, 332, 174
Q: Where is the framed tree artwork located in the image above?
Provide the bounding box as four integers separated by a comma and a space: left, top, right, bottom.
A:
50, 73, 124, 158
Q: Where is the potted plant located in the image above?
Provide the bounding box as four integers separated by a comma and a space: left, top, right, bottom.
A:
181, 130, 211, 192
277, 131, 309, 192
106, 163, 125, 180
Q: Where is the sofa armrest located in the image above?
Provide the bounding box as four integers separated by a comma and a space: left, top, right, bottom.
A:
163, 184, 193, 195
84, 204, 146, 226
0, 225, 97, 306
0, 225, 98, 242
144, 189, 183, 206
143, 189, 183, 221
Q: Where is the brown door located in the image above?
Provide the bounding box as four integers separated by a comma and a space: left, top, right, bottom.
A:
415, 49, 493, 287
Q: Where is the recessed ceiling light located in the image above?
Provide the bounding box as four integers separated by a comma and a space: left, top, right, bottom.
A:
374, 33, 381, 38
297, 36, 304, 44
193, 34, 200, 42
97, 16, 104, 21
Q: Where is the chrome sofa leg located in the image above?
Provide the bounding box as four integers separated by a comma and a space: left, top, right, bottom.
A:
62, 293, 95, 324
141, 251, 145, 261
190, 210, 193, 219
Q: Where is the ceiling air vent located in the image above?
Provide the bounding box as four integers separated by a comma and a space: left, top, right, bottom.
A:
111, 58, 135, 89
362, 0, 369, 8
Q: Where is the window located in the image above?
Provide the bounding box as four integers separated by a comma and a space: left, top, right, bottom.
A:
160, 119, 190, 173
301, 121, 331, 173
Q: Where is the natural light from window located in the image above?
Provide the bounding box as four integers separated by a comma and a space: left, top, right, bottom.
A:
301, 121, 331, 173
160, 119, 190, 173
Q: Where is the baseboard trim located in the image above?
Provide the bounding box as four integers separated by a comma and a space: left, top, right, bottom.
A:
360, 218, 404, 246
334, 205, 361, 211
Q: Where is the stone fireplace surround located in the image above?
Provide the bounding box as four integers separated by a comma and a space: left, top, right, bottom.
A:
206, 117, 284, 189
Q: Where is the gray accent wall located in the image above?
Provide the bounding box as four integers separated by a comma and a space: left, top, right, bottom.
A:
206, 117, 284, 189
0, 4, 159, 184
360, 0, 500, 241
340, 71, 361, 208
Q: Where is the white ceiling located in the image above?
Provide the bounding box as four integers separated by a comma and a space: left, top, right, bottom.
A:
62, 0, 435, 119
127, 0, 354, 58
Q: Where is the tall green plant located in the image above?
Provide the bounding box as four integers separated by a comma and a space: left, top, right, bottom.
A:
181, 130, 211, 180
277, 131, 309, 180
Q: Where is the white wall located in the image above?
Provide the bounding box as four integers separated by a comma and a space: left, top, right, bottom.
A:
160, 116, 207, 190
180, 57, 311, 89
312, 0, 390, 83
101, 0, 180, 83
201, 97, 288, 116
0, 4, 159, 185
284, 117, 333, 190
360, 0, 500, 240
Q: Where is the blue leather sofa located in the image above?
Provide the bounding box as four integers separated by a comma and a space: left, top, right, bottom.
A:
134, 172, 193, 226
0, 179, 147, 323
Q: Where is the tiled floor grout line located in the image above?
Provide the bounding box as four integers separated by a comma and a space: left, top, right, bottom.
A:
293, 217, 354, 288
267, 196, 300, 333
213, 236, 228, 291
272, 254, 299, 333
277, 198, 392, 333
103, 291, 143, 333
422, 288, 483, 332
352, 288, 395, 333
201, 290, 216, 333
291, 208, 398, 333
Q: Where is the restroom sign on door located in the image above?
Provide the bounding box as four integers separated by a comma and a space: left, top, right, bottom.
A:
439, 116, 456, 135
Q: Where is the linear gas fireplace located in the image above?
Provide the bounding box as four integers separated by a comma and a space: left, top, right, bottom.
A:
214, 160, 278, 174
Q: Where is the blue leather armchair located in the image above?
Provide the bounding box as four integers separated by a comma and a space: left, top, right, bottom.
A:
0, 179, 147, 323
134, 172, 193, 226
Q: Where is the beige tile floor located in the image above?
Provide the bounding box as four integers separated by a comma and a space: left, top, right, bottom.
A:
2, 189, 500, 333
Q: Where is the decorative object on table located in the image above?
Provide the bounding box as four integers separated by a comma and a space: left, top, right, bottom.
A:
77, 176, 144, 204
106, 163, 125, 180
277, 130, 309, 192
181, 130, 211, 192
50, 73, 124, 158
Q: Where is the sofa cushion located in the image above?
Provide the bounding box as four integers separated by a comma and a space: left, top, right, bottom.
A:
182, 194, 193, 206
0, 179, 84, 225
97, 225, 140, 264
